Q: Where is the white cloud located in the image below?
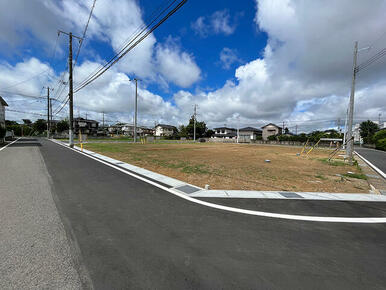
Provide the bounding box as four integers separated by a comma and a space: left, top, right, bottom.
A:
176, 0, 386, 131
219, 48, 242, 70
155, 37, 201, 88
191, 10, 237, 38
0, 58, 181, 126
0, 0, 200, 89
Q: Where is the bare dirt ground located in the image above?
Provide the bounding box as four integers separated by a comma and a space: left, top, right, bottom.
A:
84, 142, 370, 193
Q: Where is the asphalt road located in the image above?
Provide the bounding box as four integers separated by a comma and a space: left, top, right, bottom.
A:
3, 138, 386, 289
356, 147, 386, 174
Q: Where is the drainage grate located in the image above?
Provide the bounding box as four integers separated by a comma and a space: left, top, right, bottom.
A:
279, 192, 303, 199
176, 185, 201, 194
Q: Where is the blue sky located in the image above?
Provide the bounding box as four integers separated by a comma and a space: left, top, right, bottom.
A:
0, 0, 385, 132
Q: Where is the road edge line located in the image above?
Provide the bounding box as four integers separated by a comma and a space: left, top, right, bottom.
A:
0, 137, 21, 152
48, 139, 386, 224
355, 150, 386, 179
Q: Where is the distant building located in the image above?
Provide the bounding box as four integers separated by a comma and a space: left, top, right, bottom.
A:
0, 96, 8, 128
155, 124, 177, 137
213, 127, 237, 139
73, 117, 99, 136
261, 123, 282, 140
239, 127, 262, 142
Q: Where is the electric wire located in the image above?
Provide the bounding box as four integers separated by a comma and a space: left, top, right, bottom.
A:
73, 0, 186, 94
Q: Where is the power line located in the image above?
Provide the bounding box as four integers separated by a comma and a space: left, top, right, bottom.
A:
356, 47, 386, 73
74, 0, 97, 69
5, 108, 46, 117
73, 0, 187, 94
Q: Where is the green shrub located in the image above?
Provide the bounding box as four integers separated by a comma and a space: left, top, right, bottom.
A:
375, 138, 386, 151
374, 130, 386, 143
267, 135, 277, 141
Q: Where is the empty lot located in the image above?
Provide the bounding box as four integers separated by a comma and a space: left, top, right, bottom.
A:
83, 142, 369, 193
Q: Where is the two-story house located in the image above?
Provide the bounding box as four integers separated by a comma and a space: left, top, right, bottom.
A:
213, 127, 237, 139
262, 123, 282, 140
155, 124, 177, 137
0, 96, 8, 128
239, 127, 262, 142
73, 117, 99, 136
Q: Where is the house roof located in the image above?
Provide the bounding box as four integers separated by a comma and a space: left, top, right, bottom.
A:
261, 123, 281, 129
239, 127, 262, 132
74, 117, 98, 123
155, 124, 176, 129
214, 127, 236, 130
0, 96, 8, 106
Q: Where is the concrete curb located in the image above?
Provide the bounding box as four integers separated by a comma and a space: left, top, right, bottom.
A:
51, 139, 386, 203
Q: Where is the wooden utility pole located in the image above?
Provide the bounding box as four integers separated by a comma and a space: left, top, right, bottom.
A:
58, 30, 82, 147
47, 87, 50, 138
346, 41, 358, 165
193, 104, 197, 141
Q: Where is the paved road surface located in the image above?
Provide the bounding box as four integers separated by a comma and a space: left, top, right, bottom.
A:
356, 147, 386, 174
2, 138, 386, 289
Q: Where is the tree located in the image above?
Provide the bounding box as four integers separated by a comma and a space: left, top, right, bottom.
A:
5, 120, 18, 126
360, 120, 379, 144
205, 129, 215, 138
33, 119, 47, 134
57, 119, 69, 132
284, 127, 289, 134
185, 116, 207, 139
178, 125, 188, 138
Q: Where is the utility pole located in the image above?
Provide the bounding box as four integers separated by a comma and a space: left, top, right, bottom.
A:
343, 108, 348, 149
346, 41, 358, 165
282, 121, 285, 134
85, 112, 88, 120
130, 78, 140, 142
193, 104, 197, 141
236, 115, 240, 143
337, 118, 341, 133
295, 125, 298, 135
58, 30, 82, 148
102, 112, 105, 133
379, 113, 382, 127
47, 87, 50, 138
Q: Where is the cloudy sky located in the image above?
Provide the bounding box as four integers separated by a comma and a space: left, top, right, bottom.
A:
1, 0, 386, 132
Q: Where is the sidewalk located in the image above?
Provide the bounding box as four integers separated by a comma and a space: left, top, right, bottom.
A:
0, 138, 83, 289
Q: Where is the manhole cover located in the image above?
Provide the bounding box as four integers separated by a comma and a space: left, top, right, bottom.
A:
176, 185, 200, 194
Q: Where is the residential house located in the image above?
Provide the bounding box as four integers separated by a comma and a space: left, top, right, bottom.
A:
121, 124, 154, 136
213, 127, 237, 139
155, 124, 177, 137
0, 96, 8, 128
108, 123, 125, 135
73, 117, 99, 136
239, 127, 262, 142
262, 123, 282, 140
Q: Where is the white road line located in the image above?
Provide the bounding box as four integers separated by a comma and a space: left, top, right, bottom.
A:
0, 137, 21, 152
355, 150, 386, 179
49, 139, 386, 224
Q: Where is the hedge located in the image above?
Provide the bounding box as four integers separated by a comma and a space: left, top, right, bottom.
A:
375, 138, 386, 151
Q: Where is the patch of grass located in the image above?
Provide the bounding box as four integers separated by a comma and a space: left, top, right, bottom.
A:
343, 172, 367, 180
315, 174, 327, 180
181, 164, 210, 174
318, 158, 347, 166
